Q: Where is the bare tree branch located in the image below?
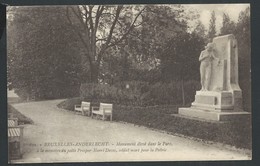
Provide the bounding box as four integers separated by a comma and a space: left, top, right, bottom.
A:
94, 6, 105, 34
80, 6, 92, 34
105, 6, 123, 45
82, 5, 89, 14
97, 5, 123, 64
88, 6, 94, 33
108, 7, 146, 48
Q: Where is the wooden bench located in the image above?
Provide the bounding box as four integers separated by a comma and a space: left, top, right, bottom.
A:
8, 118, 18, 127
91, 103, 113, 121
74, 101, 91, 116
8, 118, 24, 160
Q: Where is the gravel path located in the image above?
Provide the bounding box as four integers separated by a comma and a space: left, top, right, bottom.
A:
11, 100, 251, 163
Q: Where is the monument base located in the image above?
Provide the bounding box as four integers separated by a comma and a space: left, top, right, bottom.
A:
178, 107, 250, 121
178, 90, 250, 121
191, 91, 236, 111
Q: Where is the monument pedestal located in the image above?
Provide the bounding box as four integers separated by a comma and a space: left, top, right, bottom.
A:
192, 91, 234, 111
178, 108, 250, 121
179, 91, 250, 121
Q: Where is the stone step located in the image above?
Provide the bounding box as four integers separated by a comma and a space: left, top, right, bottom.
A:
191, 104, 236, 112
178, 107, 250, 121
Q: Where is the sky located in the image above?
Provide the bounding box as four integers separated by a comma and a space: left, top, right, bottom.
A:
183, 4, 250, 34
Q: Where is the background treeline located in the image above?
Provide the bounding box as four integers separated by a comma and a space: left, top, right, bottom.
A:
7, 6, 250, 111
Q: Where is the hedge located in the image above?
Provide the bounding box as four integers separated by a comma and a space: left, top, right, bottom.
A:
79, 80, 200, 106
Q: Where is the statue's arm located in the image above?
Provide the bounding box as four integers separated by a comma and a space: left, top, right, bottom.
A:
199, 51, 206, 61
211, 52, 221, 62
211, 52, 219, 60
211, 52, 221, 65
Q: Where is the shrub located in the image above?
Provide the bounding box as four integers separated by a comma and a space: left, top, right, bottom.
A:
57, 97, 82, 111
183, 80, 201, 104
80, 80, 200, 107
143, 81, 181, 105
80, 82, 150, 106
141, 80, 200, 106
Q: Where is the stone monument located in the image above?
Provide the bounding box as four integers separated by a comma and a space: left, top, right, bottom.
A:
178, 34, 250, 121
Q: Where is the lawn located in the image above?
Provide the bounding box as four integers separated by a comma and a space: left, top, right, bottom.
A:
8, 104, 33, 125
58, 98, 252, 150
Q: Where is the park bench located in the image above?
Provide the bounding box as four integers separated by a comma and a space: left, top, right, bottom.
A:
8, 118, 18, 127
74, 101, 91, 116
8, 117, 24, 160
91, 103, 113, 121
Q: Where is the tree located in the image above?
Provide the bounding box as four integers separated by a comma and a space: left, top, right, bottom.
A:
193, 20, 206, 40
208, 11, 217, 41
134, 5, 187, 66
66, 5, 145, 83
8, 7, 82, 100
234, 7, 251, 112
101, 5, 189, 84
99, 45, 132, 84
220, 13, 236, 35
160, 32, 205, 105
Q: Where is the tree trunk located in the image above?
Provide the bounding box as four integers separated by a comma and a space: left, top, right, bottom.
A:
90, 63, 99, 83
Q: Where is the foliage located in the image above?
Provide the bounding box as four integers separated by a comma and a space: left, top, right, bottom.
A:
80, 82, 149, 106
57, 97, 82, 111
143, 82, 182, 105
72, 5, 188, 84
234, 7, 251, 112
125, 5, 187, 71
193, 20, 207, 40
66, 5, 146, 83
99, 46, 132, 84
160, 32, 205, 82
79, 80, 200, 106
8, 5, 251, 111
133, 5, 187, 62
8, 7, 82, 100
143, 80, 200, 106
220, 13, 236, 35
208, 11, 217, 41
8, 5, 202, 102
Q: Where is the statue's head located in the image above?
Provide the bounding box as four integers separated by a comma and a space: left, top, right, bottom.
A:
205, 43, 215, 51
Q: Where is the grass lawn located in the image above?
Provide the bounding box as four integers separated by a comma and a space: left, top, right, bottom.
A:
58, 97, 252, 150
8, 104, 33, 125
8, 97, 23, 104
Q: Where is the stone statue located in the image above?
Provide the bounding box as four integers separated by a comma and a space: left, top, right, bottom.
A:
199, 43, 219, 91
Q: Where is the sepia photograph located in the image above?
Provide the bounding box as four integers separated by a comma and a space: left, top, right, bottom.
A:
6, 3, 251, 163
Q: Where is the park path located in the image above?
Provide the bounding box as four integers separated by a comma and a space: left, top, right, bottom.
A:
11, 100, 251, 163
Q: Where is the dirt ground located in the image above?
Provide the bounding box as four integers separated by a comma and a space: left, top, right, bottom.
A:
10, 100, 251, 163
